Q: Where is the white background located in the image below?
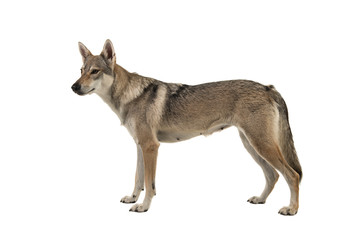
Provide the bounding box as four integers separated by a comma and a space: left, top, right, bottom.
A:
1, 0, 359, 239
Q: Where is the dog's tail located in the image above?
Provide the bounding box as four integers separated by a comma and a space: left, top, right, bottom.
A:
269, 86, 302, 182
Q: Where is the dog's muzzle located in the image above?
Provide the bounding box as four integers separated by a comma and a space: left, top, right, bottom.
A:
71, 83, 95, 95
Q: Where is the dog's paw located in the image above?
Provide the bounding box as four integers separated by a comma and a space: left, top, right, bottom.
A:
247, 196, 266, 204
129, 203, 148, 213
278, 206, 298, 216
120, 195, 137, 204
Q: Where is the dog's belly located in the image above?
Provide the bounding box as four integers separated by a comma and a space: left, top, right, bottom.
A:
157, 130, 199, 143
157, 124, 231, 143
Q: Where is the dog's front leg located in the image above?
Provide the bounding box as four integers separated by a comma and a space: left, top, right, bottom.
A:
120, 145, 144, 204
129, 139, 159, 212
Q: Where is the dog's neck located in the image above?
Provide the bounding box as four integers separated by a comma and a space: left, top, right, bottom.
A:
112, 64, 155, 105
96, 63, 154, 123
94, 64, 128, 121
111, 64, 132, 107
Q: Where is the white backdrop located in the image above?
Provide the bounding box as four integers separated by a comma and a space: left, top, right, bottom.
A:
1, 0, 359, 239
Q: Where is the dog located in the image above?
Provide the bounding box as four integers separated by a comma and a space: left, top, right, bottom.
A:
71, 39, 302, 215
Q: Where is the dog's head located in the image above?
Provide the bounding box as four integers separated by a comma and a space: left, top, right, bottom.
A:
71, 39, 116, 96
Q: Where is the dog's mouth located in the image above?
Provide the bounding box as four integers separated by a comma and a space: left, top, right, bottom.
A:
77, 88, 95, 96
88, 88, 95, 94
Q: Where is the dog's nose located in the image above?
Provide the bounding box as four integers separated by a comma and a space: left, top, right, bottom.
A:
71, 83, 81, 92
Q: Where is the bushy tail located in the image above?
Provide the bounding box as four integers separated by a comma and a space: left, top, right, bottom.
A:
270, 87, 302, 182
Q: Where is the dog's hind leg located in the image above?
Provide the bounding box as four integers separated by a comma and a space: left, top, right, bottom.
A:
239, 131, 279, 204
120, 144, 144, 204
242, 128, 300, 215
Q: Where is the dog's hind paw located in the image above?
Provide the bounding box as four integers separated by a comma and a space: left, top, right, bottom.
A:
129, 203, 148, 213
278, 206, 298, 216
120, 195, 137, 204
247, 196, 266, 204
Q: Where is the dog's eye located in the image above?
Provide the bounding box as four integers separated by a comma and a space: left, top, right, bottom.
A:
91, 69, 100, 74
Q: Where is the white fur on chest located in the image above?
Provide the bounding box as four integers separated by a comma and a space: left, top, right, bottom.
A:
97, 92, 138, 141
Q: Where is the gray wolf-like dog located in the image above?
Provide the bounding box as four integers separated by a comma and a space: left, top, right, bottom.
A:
71, 39, 302, 215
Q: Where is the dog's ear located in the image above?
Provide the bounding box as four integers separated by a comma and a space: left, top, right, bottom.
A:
101, 39, 116, 69
78, 42, 92, 63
